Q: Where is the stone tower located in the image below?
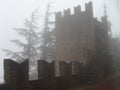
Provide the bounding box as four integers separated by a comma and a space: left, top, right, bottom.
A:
55, 1, 111, 76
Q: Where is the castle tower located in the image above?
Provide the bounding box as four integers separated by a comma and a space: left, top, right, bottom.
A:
55, 1, 112, 76
55, 1, 95, 62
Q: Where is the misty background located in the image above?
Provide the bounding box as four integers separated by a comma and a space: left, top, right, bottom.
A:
0, 0, 120, 82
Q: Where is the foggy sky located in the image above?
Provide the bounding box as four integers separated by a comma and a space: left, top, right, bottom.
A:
0, 0, 120, 82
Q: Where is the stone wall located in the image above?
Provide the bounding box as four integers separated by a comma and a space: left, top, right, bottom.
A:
0, 54, 113, 90
4, 59, 29, 90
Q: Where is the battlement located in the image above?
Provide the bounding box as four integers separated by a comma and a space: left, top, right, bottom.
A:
64, 8, 71, 16
55, 1, 107, 25
74, 5, 81, 14
4, 59, 86, 80
1, 54, 112, 90
55, 1, 93, 21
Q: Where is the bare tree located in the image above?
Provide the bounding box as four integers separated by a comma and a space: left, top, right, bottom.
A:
3, 8, 41, 80
39, 3, 56, 61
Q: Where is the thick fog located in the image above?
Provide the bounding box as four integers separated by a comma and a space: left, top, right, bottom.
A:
0, 0, 120, 82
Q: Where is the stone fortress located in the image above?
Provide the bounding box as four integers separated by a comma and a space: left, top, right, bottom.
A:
0, 1, 113, 90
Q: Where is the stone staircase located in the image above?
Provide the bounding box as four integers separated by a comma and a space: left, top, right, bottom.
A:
86, 61, 97, 84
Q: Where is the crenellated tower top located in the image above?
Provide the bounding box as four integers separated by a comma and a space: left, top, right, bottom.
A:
55, 1, 93, 21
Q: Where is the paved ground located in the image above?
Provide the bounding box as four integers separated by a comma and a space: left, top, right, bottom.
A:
93, 74, 120, 90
